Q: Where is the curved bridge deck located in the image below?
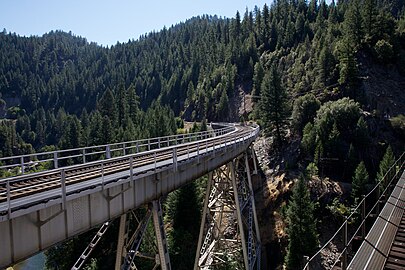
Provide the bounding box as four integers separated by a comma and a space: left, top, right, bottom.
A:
0, 124, 258, 268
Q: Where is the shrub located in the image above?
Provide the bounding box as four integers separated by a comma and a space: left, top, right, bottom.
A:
374, 39, 394, 63
292, 94, 321, 134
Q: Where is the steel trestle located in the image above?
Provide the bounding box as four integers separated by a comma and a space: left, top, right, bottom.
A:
194, 148, 261, 270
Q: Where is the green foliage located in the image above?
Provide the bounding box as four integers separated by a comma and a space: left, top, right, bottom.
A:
258, 64, 289, 147
166, 182, 202, 270
292, 94, 321, 134
390, 114, 405, 137
326, 197, 351, 219
7, 106, 24, 119
376, 145, 395, 184
285, 175, 319, 269
314, 98, 361, 157
0, 1, 404, 268
301, 122, 316, 156
337, 37, 359, 94
374, 39, 394, 63
351, 161, 369, 200
306, 162, 319, 178
252, 61, 264, 96
361, 0, 378, 44
342, 0, 363, 49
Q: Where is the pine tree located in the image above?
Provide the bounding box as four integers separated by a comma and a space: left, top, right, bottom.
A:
127, 84, 140, 123
116, 82, 129, 127
352, 161, 369, 200
258, 64, 289, 147
285, 175, 319, 269
216, 89, 229, 121
252, 62, 264, 97
97, 88, 117, 124
362, 0, 377, 44
166, 182, 201, 270
343, 0, 363, 49
377, 146, 395, 184
337, 36, 359, 96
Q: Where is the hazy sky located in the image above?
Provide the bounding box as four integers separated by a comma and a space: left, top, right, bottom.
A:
0, 0, 270, 46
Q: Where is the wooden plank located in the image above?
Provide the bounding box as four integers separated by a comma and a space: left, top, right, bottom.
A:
385, 262, 405, 270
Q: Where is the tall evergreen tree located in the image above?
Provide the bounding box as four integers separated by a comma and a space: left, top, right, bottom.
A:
166, 182, 201, 270
285, 175, 319, 269
116, 82, 129, 127
362, 0, 378, 43
252, 61, 264, 97
343, 0, 363, 49
377, 145, 395, 184
258, 64, 289, 147
337, 36, 359, 96
97, 88, 117, 124
351, 161, 369, 200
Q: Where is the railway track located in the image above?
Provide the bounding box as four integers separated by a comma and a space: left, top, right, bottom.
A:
0, 126, 254, 205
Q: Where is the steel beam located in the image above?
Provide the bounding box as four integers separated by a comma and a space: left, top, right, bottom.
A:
194, 149, 261, 270
115, 214, 128, 270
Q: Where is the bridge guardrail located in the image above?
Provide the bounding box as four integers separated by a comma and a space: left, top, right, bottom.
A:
0, 123, 235, 179
0, 124, 259, 220
303, 151, 405, 270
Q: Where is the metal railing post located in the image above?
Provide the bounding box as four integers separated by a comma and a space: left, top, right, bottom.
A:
136, 141, 139, 153
197, 142, 200, 163
20, 156, 24, 175
361, 195, 366, 239
7, 179, 11, 219
213, 140, 215, 154
148, 139, 150, 151
173, 148, 177, 172
158, 138, 161, 149
123, 143, 126, 156
82, 149, 86, 164
101, 162, 105, 188
130, 156, 134, 182
106, 145, 111, 159
61, 169, 67, 210
376, 185, 380, 214
154, 152, 157, 172
54, 152, 58, 169
342, 218, 348, 270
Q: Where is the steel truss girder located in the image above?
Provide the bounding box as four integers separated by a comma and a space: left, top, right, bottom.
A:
115, 199, 171, 270
194, 148, 261, 270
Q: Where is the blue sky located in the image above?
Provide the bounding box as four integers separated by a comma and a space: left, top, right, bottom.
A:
0, 0, 270, 46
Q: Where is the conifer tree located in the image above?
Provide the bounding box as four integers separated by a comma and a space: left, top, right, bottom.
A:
98, 89, 118, 124
285, 175, 319, 269
252, 62, 264, 97
362, 0, 377, 43
337, 36, 359, 95
343, 0, 363, 49
116, 82, 129, 127
259, 64, 289, 147
166, 182, 201, 270
352, 161, 369, 200
377, 146, 395, 184
127, 84, 140, 123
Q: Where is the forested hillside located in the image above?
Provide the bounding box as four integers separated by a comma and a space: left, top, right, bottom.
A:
1, 0, 405, 269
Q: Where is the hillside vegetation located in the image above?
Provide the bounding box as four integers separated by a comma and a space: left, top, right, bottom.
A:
1, 0, 405, 269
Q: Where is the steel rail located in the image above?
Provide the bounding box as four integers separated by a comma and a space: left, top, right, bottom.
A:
0, 124, 234, 176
